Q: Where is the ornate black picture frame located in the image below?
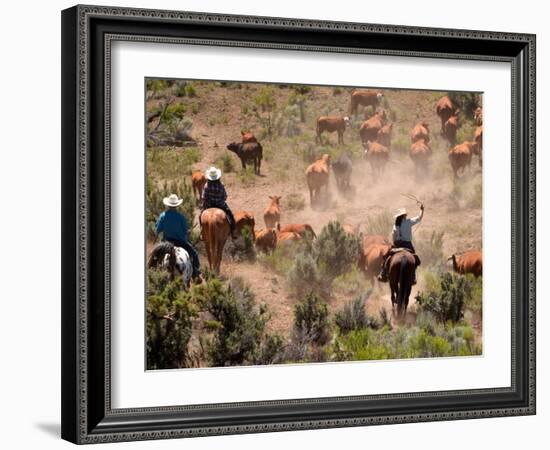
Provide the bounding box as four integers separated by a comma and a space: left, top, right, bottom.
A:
61, 4, 536, 444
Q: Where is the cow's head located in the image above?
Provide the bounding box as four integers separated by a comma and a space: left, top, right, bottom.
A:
343, 116, 351, 127
321, 153, 331, 165
226, 142, 241, 154
446, 254, 457, 271
269, 195, 282, 206
377, 92, 383, 101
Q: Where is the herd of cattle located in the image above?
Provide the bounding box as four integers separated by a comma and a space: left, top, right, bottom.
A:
182, 89, 483, 283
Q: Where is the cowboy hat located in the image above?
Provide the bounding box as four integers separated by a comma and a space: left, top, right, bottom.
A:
163, 193, 183, 207
394, 208, 407, 218
205, 166, 222, 181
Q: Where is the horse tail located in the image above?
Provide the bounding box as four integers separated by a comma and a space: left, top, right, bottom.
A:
147, 242, 175, 269
398, 255, 411, 313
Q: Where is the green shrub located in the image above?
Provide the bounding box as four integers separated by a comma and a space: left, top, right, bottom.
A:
287, 252, 321, 298
227, 225, 257, 262
146, 78, 168, 97
214, 153, 236, 173
255, 334, 285, 365
198, 277, 270, 366
314, 221, 361, 282
184, 83, 197, 97
293, 292, 330, 345
415, 272, 471, 323
146, 178, 196, 235
146, 270, 198, 369
464, 273, 483, 315
334, 294, 380, 335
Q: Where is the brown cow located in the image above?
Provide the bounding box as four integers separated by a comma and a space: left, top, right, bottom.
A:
448, 141, 477, 179
191, 170, 207, 203
306, 154, 331, 205
263, 195, 282, 228
358, 234, 390, 276
474, 106, 483, 125
279, 223, 316, 238
474, 126, 483, 166
410, 122, 430, 143
362, 243, 391, 285
410, 139, 432, 175
254, 228, 277, 253
200, 208, 230, 274
364, 141, 389, 178
350, 89, 383, 115
241, 130, 257, 143
316, 116, 350, 145
448, 250, 482, 277
436, 95, 457, 132
359, 111, 387, 145
227, 141, 263, 175
443, 114, 459, 146
276, 226, 302, 246
234, 211, 255, 237
377, 123, 393, 148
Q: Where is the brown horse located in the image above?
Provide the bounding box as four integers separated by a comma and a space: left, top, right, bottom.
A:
388, 250, 416, 317
200, 208, 230, 274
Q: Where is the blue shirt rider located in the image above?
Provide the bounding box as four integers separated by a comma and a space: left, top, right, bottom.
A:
156, 193, 201, 280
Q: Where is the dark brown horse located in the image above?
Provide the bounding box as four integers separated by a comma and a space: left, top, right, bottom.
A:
388, 250, 416, 317
200, 208, 230, 274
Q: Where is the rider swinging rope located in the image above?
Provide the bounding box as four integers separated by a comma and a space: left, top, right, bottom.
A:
378, 203, 424, 284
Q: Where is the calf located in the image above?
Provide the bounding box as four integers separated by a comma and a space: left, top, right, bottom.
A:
316, 116, 350, 145
364, 141, 389, 179
263, 195, 282, 228
332, 153, 353, 192
276, 227, 302, 246
448, 141, 477, 179
227, 141, 263, 175
254, 228, 277, 253
443, 114, 459, 146
377, 123, 393, 148
410, 122, 430, 143
436, 95, 457, 133
448, 250, 482, 277
279, 223, 316, 239
350, 89, 383, 115
306, 154, 331, 205
191, 170, 207, 203
359, 111, 387, 145
409, 139, 432, 175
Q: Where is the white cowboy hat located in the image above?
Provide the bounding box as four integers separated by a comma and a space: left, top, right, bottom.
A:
394, 208, 407, 218
205, 166, 222, 181
163, 193, 183, 207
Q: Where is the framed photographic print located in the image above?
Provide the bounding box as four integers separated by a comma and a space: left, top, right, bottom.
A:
61, 4, 536, 444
